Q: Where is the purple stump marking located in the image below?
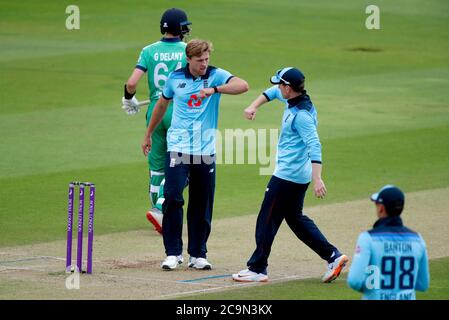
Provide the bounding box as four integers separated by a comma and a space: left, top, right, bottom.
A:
76, 183, 85, 273
66, 183, 75, 273
86, 185, 95, 274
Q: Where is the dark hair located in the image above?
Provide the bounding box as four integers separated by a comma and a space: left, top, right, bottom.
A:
290, 82, 305, 93
385, 203, 404, 216
282, 81, 304, 93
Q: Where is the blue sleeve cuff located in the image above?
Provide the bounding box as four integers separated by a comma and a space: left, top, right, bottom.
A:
311, 160, 322, 164
161, 93, 172, 100
262, 92, 271, 102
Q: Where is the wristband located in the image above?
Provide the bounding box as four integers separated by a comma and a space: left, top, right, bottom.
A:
213, 86, 219, 93
124, 84, 135, 99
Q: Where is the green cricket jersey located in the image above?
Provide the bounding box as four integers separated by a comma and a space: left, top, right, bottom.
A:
135, 38, 187, 102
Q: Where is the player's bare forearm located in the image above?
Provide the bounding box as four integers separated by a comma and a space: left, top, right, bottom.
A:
142, 97, 169, 156
146, 98, 169, 137
126, 68, 145, 93
244, 95, 268, 120
217, 77, 249, 95
199, 77, 249, 99
249, 95, 268, 110
312, 162, 322, 181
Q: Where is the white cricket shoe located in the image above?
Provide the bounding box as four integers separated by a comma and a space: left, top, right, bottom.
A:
146, 208, 163, 234
232, 269, 268, 282
322, 254, 349, 283
161, 255, 183, 270
188, 257, 212, 270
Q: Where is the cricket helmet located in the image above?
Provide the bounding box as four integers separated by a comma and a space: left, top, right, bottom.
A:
160, 8, 192, 38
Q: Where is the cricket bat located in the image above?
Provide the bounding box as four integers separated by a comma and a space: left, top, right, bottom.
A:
137, 100, 151, 106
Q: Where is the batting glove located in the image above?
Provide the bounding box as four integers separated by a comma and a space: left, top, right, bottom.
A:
121, 96, 140, 115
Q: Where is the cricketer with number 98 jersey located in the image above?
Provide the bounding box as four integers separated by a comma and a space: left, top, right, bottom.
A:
347, 216, 430, 300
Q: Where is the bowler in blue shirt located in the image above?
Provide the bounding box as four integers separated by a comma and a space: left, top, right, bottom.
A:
142, 39, 249, 271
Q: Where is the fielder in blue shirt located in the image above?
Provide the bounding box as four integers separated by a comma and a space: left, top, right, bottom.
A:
347, 185, 430, 300
232, 67, 348, 282
142, 39, 249, 271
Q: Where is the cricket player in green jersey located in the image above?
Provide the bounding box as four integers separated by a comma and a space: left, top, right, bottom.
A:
122, 8, 192, 234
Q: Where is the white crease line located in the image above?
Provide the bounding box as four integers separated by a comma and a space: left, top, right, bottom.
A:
100, 273, 226, 287
158, 286, 232, 299
0, 259, 233, 289
0, 266, 51, 272
159, 283, 273, 299
158, 274, 313, 299
270, 274, 307, 282
43, 256, 66, 261
0, 256, 65, 264
0, 266, 224, 288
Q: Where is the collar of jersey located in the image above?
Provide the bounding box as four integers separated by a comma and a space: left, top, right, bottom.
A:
287, 91, 311, 110
373, 216, 403, 229
183, 64, 216, 80
160, 37, 182, 42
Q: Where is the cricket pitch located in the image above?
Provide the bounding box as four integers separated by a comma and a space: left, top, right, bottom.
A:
0, 188, 448, 299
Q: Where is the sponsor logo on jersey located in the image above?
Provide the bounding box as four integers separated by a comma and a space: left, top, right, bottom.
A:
187, 94, 203, 108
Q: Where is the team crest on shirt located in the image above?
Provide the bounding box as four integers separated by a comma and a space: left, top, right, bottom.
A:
203, 79, 209, 88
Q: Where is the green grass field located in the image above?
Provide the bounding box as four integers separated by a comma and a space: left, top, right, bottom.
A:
1, 0, 448, 299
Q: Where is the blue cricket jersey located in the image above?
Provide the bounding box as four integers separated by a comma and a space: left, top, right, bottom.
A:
263, 86, 322, 184
347, 216, 430, 300
162, 65, 233, 155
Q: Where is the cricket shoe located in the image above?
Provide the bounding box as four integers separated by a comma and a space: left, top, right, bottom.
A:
146, 208, 163, 235
188, 257, 212, 270
322, 254, 349, 283
232, 269, 268, 282
161, 255, 184, 270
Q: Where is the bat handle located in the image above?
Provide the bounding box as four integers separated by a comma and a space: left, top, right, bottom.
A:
138, 100, 151, 107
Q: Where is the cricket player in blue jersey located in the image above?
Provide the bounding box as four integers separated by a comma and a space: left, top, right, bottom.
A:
141, 39, 249, 270
233, 67, 348, 282
347, 185, 430, 300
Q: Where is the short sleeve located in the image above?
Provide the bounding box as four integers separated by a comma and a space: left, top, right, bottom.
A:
263, 85, 285, 102
213, 68, 234, 86
136, 49, 148, 72
162, 73, 174, 100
